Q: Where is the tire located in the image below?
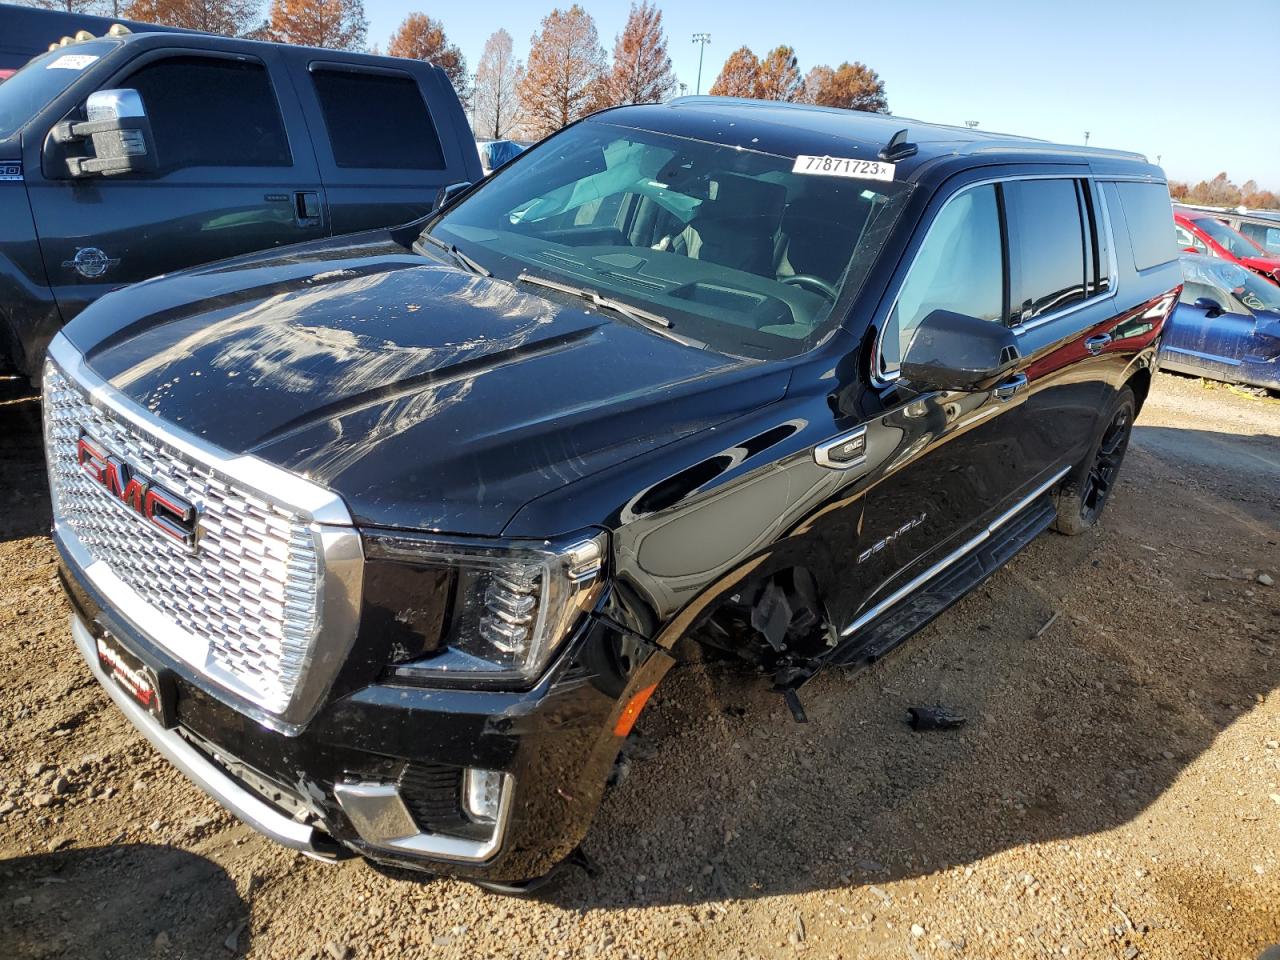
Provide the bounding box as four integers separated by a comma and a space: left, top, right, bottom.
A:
1052, 386, 1136, 536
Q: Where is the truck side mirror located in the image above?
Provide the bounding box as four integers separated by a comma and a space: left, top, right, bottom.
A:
51, 89, 156, 178
433, 181, 472, 211
900, 309, 1020, 392
1192, 297, 1223, 319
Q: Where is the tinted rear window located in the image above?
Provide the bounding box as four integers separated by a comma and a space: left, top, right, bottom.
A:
311, 69, 445, 170
1006, 178, 1087, 321
1115, 182, 1177, 271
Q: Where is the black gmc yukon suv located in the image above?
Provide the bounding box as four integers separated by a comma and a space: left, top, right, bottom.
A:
44, 98, 1181, 887
0, 23, 481, 379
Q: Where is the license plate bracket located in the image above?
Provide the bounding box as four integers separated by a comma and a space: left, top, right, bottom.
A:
94, 629, 176, 728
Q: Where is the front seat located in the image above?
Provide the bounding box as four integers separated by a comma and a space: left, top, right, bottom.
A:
776, 195, 858, 284
671, 174, 787, 276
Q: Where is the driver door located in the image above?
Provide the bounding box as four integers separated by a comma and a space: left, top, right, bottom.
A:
831, 179, 1041, 633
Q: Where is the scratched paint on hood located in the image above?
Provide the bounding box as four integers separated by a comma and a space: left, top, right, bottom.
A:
65, 238, 787, 534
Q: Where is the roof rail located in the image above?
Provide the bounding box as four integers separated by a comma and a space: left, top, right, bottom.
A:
962, 141, 1148, 163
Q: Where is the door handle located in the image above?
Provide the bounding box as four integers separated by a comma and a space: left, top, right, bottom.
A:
993, 372, 1028, 401
1085, 333, 1112, 355
294, 191, 321, 225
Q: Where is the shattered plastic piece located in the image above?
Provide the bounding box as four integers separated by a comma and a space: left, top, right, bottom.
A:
750, 582, 792, 651
906, 705, 967, 731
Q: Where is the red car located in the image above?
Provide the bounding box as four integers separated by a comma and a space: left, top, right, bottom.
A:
1174, 209, 1280, 285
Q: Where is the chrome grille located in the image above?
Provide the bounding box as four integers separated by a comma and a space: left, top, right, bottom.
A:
43, 362, 321, 715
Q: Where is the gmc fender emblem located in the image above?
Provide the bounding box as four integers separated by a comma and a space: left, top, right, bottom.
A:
77, 433, 199, 550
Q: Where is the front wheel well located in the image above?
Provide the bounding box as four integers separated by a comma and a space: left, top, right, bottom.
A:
682, 565, 836, 669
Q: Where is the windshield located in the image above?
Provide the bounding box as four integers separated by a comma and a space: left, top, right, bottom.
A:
1184, 257, 1280, 313
1195, 216, 1267, 259
426, 119, 914, 358
0, 41, 117, 141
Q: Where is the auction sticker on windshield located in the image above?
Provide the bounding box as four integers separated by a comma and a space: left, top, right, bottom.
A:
792, 155, 895, 181
46, 54, 99, 70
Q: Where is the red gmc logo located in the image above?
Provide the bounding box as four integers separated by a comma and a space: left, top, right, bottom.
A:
76, 433, 199, 549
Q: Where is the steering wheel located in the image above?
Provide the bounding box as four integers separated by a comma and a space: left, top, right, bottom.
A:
779, 274, 838, 302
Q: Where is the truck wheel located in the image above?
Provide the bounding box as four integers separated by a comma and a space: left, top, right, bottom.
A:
1052, 386, 1136, 536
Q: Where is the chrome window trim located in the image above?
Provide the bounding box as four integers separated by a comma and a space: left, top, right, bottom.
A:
46, 334, 364, 734
871, 173, 1138, 385
839, 465, 1070, 638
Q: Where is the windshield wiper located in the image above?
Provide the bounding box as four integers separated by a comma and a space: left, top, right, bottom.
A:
419, 233, 491, 277
516, 272, 673, 329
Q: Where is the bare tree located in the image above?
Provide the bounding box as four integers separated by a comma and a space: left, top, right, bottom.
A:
756, 45, 802, 102
519, 4, 606, 139
122, 0, 262, 35
708, 46, 760, 98
473, 28, 523, 140
268, 0, 365, 50
387, 12, 466, 99
603, 0, 675, 106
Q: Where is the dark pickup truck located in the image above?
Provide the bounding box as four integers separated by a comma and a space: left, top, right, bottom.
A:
0, 24, 481, 378
45, 98, 1181, 889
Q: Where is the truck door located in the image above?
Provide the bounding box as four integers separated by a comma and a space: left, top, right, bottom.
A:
828, 178, 1045, 640
23, 46, 328, 323
288, 55, 474, 235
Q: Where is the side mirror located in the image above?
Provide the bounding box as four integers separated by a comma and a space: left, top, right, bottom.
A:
900, 309, 1020, 392
51, 89, 156, 177
434, 181, 472, 211
1192, 297, 1223, 318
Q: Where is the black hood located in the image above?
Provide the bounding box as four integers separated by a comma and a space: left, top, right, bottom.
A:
62, 234, 788, 535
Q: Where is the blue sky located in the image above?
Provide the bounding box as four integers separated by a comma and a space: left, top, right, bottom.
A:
364, 0, 1280, 188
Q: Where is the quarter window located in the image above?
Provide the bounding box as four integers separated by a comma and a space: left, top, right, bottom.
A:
311, 68, 445, 170
881, 183, 1004, 375
1114, 181, 1178, 270
1006, 179, 1087, 322
122, 56, 291, 170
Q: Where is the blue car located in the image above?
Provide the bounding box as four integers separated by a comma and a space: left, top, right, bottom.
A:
1159, 254, 1280, 392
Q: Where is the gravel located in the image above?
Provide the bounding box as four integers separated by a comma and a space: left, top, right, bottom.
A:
0, 371, 1277, 960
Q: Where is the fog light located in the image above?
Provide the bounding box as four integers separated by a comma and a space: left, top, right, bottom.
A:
462, 768, 505, 824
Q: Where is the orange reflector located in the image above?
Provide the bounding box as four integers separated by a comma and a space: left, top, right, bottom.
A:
613, 682, 658, 737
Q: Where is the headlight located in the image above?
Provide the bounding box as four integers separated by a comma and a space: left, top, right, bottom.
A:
362, 529, 607, 683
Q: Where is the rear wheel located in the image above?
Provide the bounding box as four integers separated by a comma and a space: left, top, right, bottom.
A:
1053, 386, 1135, 535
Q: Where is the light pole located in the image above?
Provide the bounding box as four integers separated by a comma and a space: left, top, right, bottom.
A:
692, 33, 711, 95
1084, 131, 1090, 146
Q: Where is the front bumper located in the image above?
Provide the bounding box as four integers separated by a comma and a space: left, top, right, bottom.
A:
59, 532, 673, 882
70, 614, 347, 860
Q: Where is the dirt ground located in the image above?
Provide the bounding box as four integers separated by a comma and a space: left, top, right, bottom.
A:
0, 372, 1276, 960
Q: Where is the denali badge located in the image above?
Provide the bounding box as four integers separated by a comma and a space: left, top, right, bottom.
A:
858, 513, 927, 564
77, 433, 199, 549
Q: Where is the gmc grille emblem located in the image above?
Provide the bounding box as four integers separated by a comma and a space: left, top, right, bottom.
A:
76, 433, 199, 550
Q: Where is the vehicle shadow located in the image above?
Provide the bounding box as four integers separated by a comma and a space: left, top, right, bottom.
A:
0, 843, 250, 958
0, 384, 48, 544
541, 439, 1279, 919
